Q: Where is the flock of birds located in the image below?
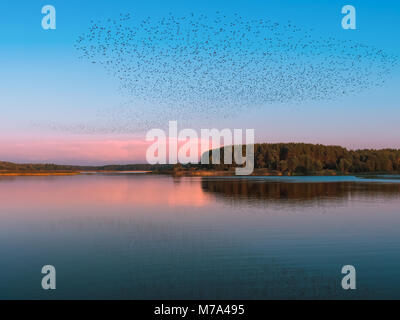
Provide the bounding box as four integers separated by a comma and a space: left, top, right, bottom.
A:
72, 12, 397, 133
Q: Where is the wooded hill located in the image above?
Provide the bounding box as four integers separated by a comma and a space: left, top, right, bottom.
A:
204, 143, 400, 174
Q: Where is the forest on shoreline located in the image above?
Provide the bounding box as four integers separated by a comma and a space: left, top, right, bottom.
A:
1, 143, 400, 175
199, 143, 400, 175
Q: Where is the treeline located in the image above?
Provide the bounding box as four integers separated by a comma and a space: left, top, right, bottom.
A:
0, 161, 89, 172
2, 143, 400, 175
0, 161, 172, 173
205, 143, 400, 174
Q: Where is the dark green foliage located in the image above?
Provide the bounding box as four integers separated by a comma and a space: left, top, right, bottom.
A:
206, 143, 400, 174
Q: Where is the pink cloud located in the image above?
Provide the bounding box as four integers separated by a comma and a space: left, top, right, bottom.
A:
0, 136, 217, 165
0, 137, 150, 165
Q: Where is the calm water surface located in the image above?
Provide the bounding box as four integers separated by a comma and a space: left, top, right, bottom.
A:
1, 174, 400, 299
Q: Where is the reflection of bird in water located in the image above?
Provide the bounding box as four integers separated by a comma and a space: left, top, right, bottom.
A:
74, 12, 397, 130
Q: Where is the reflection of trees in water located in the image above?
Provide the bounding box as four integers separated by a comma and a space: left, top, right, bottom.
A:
201, 179, 400, 208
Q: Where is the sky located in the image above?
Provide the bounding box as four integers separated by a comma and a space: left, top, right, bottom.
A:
0, 0, 399, 165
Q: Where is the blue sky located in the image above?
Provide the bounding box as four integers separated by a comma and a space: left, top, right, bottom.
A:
0, 0, 399, 163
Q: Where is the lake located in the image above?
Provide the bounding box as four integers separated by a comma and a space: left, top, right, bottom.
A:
1, 174, 400, 299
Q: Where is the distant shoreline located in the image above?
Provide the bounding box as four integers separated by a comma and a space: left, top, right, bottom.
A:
1, 170, 399, 177
0, 172, 81, 176
0, 171, 151, 176
2, 142, 400, 177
